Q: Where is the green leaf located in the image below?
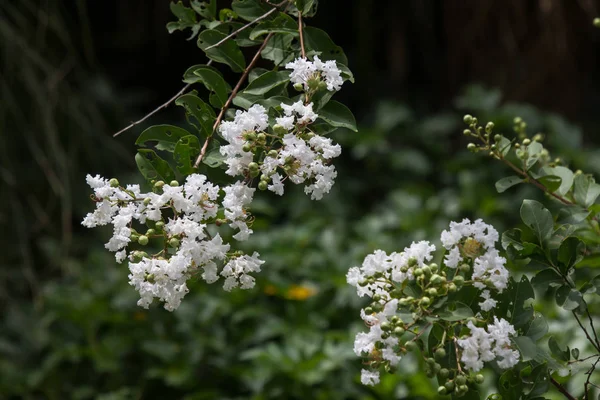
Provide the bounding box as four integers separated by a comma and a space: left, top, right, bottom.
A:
555, 286, 583, 311
502, 228, 524, 251
525, 142, 543, 170
495, 176, 523, 193
135, 125, 191, 152
249, 12, 298, 40
175, 93, 216, 137
183, 64, 231, 108
557, 206, 590, 225
525, 313, 548, 341
548, 336, 569, 362
197, 29, 246, 73
261, 33, 295, 66
303, 27, 348, 65
191, 0, 217, 20
232, 92, 264, 109
580, 274, 600, 295
496, 136, 512, 157
316, 100, 357, 132
571, 348, 579, 359
537, 175, 562, 194
202, 146, 226, 168
173, 135, 201, 175
244, 71, 290, 95
525, 363, 550, 397
557, 237, 585, 272
437, 302, 473, 321
520, 199, 553, 243
496, 276, 535, 329
573, 174, 600, 208
337, 63, 355, 83
531, 269, 563, 293
231, 0, 272, 22
512, 336, 537, 361
539, 166, 573, 196
135, 150, 176, 182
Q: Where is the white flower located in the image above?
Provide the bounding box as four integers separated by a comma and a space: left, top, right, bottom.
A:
313, 56, 344, 91
360, 369, 380, 386
285, 57, 343, 92
479, 290, 497, 311
268, 173, 285, 196
285, 57, 317, 89
221, 252, 264, 291
222, 181, 255, 241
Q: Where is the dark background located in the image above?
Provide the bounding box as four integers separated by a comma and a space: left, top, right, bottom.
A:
1, 1, 599, 399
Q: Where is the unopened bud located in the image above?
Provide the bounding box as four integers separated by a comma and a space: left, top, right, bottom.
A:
169, 180, 179, 187
242, 144, 252, 152
109, 178, 119, 187
522, 138, 531, 146
463, 114, 473, 124
154, 180, 165, 188
138, 235, 149, 245
485, 122, 494, 133
467, 143, 476, 152
293, 82, 304, 91
258, 181, 268, 191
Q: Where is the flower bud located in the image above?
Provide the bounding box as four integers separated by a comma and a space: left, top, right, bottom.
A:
155, 221, 165, 231
393, 327, 405, 336
146, 228, 155, 236
463, 114, 473, 124
459, 263, 470, 273
307, 77, 321, 90
429, 263, 438, 272
405, 341, 417, 352
455, 375, 467, 386
143, 197, 152, 205
138, 235, 149, 245
438, 386, 447, 395
169, 238, 180, 248
421, 265, 431, 276
249, 169, 260, 178
380, 321, 392, 331
154, 180, 164, 188
242, 144, 252, 152
293, 82, 304, 91
474, 374, 484, 384
258, 181, 268, 191
439, 368, 450, 379
453, 275, 465, 286
109, 178, 119, 188
372, 302, 383, 312
485, 121, 494, 133
463, 129, 471, 136
245, 132, 257, 141
130, 233, 139, 242
408, 257, 418, 267
268, 149, 279, 157
513, 117, 522, 125
364, 306, 373, 314
420, 296, 431, 306
389, 288, 402, 298
168, 180, 178, 187
435, 347, 446, 359
427, 288, 438, 297
257, 133, 266, 142
494, 134, 502, 142
430, 274, 443, 284
248, 162, 259, 171
445, 381, 455, 392
467, 143, 476, 152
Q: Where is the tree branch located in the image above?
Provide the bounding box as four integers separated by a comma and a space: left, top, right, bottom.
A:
584, 357, 600, 400
551, 377, 576, 400
193, 33, 275, 168
298, 11, 306, 58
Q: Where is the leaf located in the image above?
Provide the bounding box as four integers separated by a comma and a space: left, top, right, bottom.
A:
437, 302, 473, 321
557, 206, 590, 225
202, 146, 226, 168
232, 92, 264, 109
539, 166, 574, 196
525, 142, 543, 170
555, 286, 583, 311
525, 313, 548, 341
316, 100, 357, 132
513, 336, 537, 361
173, 135, 201, 175
548, 336, 569, 362
135, 125, 191, 152
175, 93, 216, 137
525, 363, 550, 397
496, 136, 512, 157
167, 1, 199, 39
580, 274, 600, 295
557, 237, 585, 272
573, 174, 600, 208
571, 348, 579, 359
231, 0, 272, 22
303, 27, 348, 65
190, 0, 217, 20
135, 150, 176, 182
495, 176, 523, 193
531, 269, 563, 293
261, 33, 294, 66
502, 228, 524, 251
496, 276, 535, 329
197, 29, 246, 73
244, 70, 290, 95
537, 175, 562, 194
249, 12, 298, 40
520, 199, 553, 243
183, 64, 231, 108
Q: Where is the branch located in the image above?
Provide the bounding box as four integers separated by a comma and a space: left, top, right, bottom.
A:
585, 357, 600, 400
573, 311, 600, 353
551, 377, 577, 400
204, 7, 279, 51
193, 33, 275, 168
298, 11, 306, 58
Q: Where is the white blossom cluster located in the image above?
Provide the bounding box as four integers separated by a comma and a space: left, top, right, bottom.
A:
82, 173, 263, 311
218, 101, 342, 201
441, 218, 508, 311
285, 56, 344, 91
347, 241, 437, 386
457, 317, 520, 372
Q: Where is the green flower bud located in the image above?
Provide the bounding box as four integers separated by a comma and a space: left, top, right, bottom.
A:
381, 332, 390, 339
408, 257, 418, 267
130, 233, 139, 242
429, 263, 438, 272
467, 143, 477, 152
458, 385, 468, 393
522, 138, 531, 146
453, 275, 465, 286
438, 386, 448, 395
169, 180, 179, 187
425, 368, 435, 378
455, 375, 467, 386
258, 181, 268, 191
146, 229, 156, 236
459, 263, 470, 273
433, 363, 442, 373
260, 174, 269, 182
146, 273, 155, 283
138, 235, 149, 246
257, 133, 266, 142
435, 347, 446, 359
143, 197, 152, 205
364, 306, 373, 314
109, 178, 120, 187
169, 237, 180, 248
430, 274, 443, 284
420, 296, 431, 306
390, 288, 402, 298
405, 340, 417, 352
513, 116, 522, 125
474, 374, 484, 384
307, 77, 321, 90
394, 327, 405, 336
421, 265, 431, 276
373, 294, 382, 302
248, 162, 259, 171
242, 144, 252, 152
445, 381, 455, 392
428, 288, 438, 297
533, 133, 544, 142
380, 322, 392, 331
293, 82, 304, 91
155, 221, 165, 231
463, 129, 471, 136
414, 268, 423, 276
245, 132, 257, 141
249, 169, 260, 178
268, 149, 279, 157
494, 134, 502, 142
439, 368, 450, 379
374, 341, 384, 349
485, 122, 494, 133
358, 279, 369, 287
372, 302, 383, 312
154, 180, 165, 188
463, 114, 473, 124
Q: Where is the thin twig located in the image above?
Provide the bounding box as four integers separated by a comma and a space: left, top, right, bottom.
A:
585, 306, 600, 349
584, 357, 600, 400
551, 377, 577, 400
573, 311, 600, 353
193, 33, 275, 168
204, 7, 279, 51
453, 337, 463, 374
113, 84, 190, 137
298, 11, 306, 58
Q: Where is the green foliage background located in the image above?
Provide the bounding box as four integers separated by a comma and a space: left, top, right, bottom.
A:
1, 1, 599, 399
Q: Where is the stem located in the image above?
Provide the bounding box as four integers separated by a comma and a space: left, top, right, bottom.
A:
453, 337, 463, 374
298, 11, 306, 58
573, 311, 600, 353
551, 377, 577, 400
193, 33, 275, 168
586, 358, 600, 399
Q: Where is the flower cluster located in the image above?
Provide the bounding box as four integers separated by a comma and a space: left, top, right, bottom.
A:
82, 173, 262, 311
347, 219, 521, 395
218, 101, 341, 200
457, 317, 520, 372
285, 56, 343, 92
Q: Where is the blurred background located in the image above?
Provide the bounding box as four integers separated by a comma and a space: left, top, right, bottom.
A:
1, 0, 600, 399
